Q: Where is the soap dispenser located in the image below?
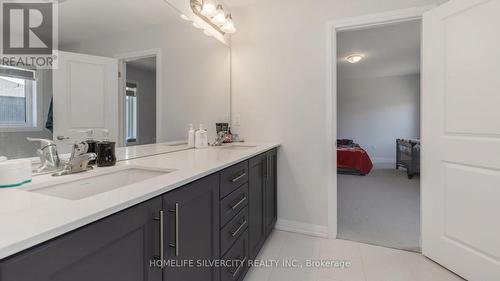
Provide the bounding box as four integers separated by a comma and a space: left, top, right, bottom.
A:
96, 130, 116, 167
84, 129, 98, 165
188, 124, 195, 148
195, 124, 208, 149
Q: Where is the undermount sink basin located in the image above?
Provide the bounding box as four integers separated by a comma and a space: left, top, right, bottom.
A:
23, 167, 174, 200
216, 144, 257, 150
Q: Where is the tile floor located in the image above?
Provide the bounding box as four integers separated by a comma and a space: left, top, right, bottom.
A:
244, 230, 465, 281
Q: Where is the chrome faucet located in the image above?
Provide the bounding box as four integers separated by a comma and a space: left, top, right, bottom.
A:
27, 138, 61, 173
53, 142, 97, 176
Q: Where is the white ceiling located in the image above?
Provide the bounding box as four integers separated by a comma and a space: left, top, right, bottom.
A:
127, 57, 157, 73
58, 0, 179, 46
337, 20, 421, 80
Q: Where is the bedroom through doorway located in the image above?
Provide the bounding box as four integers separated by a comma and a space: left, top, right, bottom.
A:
336, 20, 422, 252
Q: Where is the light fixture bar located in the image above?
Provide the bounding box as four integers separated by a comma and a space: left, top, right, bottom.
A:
190, 0, 225, 35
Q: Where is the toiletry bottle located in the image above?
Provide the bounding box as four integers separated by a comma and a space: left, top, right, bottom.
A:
85, 129, 98, 165
201, 126, 208, 147
225, 126, 233, 143
96, 130, 116, 167
188, 124, 195, 148
195, 124, 208, 148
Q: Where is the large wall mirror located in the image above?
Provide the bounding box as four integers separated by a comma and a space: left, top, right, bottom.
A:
0, 0, 231, 160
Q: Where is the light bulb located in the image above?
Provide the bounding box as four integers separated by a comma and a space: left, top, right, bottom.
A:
180, 14, 190, 21
345, 54, 364, 64
201, 1, 217, 17
212, 5, 227, 25
221, 15, 236, 33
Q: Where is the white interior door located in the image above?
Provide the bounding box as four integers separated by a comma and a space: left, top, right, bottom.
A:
422, 0, 500, 280
53, 51, 118, 152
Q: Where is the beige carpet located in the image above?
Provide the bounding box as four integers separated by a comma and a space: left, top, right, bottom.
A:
337, 163, 420, 252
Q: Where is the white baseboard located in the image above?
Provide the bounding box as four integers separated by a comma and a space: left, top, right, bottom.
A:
275, 219, 328, 238
372, 157, 395, 164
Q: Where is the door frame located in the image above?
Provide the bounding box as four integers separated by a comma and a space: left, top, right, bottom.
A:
325, 5, 436, 239
115, 49, 162, 147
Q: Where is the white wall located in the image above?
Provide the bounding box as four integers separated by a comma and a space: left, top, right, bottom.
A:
230, 0, 446, 234
338, 74, 420, 163
126, 65, 157, 145
63, 21, 230, 142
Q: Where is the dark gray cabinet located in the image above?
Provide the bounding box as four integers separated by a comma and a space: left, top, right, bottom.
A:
248, 153, 266, 260
161, 174, 220, 281
0, 148, 278, 281
221, 231, 249, 281
248, 148, 278, 260
0, 198, 163, 281
264, 149, 278, 237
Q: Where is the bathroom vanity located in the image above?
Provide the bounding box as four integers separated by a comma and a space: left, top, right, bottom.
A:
0, 144, 278, 281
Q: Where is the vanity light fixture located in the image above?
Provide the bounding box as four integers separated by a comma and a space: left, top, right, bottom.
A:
212, 5, 227, 25
200, 0, 217, 17
190, 0, 236, 35
346, 54, 364, 64
221, 14, 236, 34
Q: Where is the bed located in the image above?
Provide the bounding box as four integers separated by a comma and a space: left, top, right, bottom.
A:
337, 139, 373, 176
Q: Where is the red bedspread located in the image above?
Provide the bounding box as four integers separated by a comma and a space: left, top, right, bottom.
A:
337, 147, 373, 175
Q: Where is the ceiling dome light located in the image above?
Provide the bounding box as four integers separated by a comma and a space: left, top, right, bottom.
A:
346, 54, 364, 64
200, 1, 217, 17
221, 14, 236, 33
212, 5, 227, 25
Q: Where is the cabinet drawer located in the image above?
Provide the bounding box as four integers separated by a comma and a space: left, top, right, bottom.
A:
221, 207, 249, 255
220, 184, 249, 227
221, 231, 249, 281
220, 161, 249, 198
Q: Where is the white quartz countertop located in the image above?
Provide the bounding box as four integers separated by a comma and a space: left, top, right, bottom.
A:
0, 142, 280, 260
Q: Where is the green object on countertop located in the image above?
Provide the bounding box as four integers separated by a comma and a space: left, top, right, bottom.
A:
0, 179, 32, 188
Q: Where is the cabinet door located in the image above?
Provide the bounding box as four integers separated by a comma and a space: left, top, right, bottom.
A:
264, 149, 278, 237
162, 174, 220, 281
0, 198, 163, 281
248, 153, 267, 259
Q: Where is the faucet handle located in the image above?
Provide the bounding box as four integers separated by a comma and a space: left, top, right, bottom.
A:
70, 142, 89, 157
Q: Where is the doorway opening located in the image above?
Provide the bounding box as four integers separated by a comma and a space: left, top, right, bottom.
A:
121, 55, 157, 146
336, 20, 422, 252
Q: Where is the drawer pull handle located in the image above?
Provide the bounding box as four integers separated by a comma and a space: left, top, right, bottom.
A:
231, 257, 247, 277
231, 172, 246, 183
153, 210, 165, 268
231, 196, 247, 210
168, 203, 180, 256
231, 220, 247, 237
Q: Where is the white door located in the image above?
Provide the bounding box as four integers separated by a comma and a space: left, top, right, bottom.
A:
422, 0, 500, 280
53, 51, 118, 151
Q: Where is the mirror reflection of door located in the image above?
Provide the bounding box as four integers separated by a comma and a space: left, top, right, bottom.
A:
124, 57, 157, 147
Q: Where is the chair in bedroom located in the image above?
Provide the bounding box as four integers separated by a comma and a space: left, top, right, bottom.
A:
396, 139, 420, 179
